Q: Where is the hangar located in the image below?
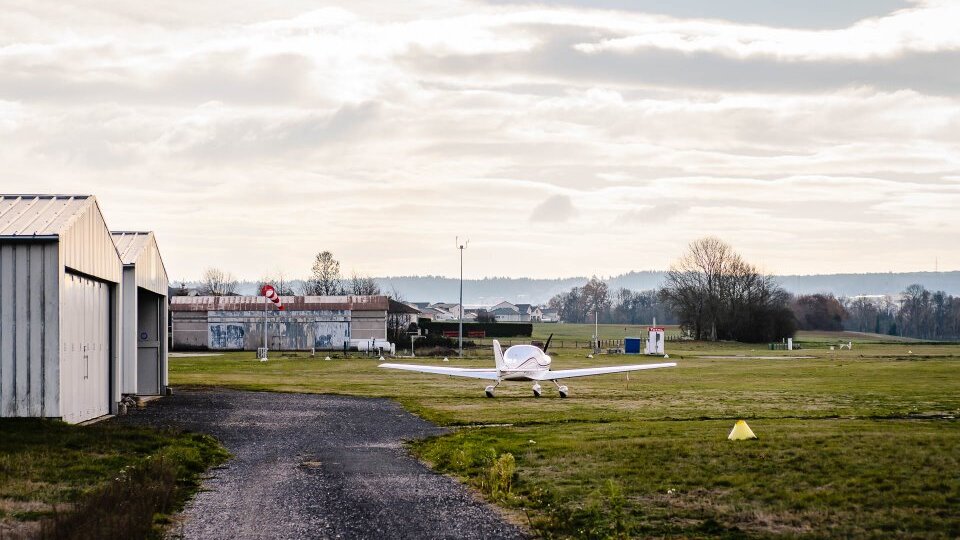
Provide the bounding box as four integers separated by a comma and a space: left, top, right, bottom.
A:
170, 295, 418, 351
112, 232, 169, 396
0, 195, 122, 423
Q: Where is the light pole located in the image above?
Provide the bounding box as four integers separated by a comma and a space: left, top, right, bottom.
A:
457, 237, 469, 358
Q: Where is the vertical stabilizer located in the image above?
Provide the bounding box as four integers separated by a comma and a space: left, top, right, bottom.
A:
493, 340, 506, 372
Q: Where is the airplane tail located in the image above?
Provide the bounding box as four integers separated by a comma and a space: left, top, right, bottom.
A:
493, 340, 506, 372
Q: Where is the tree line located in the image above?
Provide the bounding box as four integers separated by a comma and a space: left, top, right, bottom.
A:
182, 250, 382, 297
547, 278, 677, 326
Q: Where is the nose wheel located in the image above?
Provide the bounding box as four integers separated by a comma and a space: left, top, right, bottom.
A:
532, 383, 542, 398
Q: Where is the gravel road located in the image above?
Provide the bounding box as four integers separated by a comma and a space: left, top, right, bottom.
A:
117, 389, 527, 540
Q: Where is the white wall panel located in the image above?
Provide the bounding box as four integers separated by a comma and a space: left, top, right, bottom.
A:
0, 242, 59, 418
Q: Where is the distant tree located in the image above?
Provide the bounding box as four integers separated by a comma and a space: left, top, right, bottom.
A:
386, 286, 412, 344
581, 276, 611, 322
257, 272, 296, 296
171, 280, 191, 296
198, 268, 238, 296
304, 251, 344, 296
660, 237, 795, 342
350, 272, 381, 296
791, 294, 848, 331
475, 309, 497, 323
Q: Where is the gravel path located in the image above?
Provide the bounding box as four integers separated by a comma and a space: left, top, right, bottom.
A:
117, 389, 527, 540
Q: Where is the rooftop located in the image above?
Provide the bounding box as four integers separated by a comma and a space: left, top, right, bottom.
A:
0, 194, 95, 237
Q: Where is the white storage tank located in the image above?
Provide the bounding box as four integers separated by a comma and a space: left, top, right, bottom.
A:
112, 232, 169, 396
0, 195, 123, 423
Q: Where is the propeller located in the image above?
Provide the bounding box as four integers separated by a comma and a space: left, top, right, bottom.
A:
543, 333, 554, 354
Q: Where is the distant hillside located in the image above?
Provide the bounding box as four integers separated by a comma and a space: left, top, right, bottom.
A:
196, 271, 960, 306
376, 271, 960, 305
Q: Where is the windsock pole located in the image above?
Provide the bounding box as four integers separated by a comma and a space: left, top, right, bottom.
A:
263, 291, 268, 359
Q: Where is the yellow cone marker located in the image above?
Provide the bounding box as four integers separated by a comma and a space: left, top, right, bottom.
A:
728, 420, 757, 440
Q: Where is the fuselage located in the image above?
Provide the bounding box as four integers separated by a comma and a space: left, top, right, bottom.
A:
499, 344, 552, 381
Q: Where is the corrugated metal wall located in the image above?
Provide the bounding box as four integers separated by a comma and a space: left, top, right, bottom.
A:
120, 266, 137, 394
0, 242, 60, 417
207, 310, 352, 350
135, 235, 167, 296
59, 200, 120, 284
171, 308, 387, 350
351, 310, 388, 341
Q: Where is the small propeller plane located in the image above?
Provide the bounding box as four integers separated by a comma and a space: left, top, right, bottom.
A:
379, 335, 676, 398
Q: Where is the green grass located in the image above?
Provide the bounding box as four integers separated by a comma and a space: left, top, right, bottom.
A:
168, 330, 960, 538
0, 419, 229, 538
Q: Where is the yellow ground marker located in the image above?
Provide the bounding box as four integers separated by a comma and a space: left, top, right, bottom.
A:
728, 420, 758, 440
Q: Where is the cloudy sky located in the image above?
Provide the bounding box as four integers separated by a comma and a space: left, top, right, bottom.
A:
2, 0, 958, 280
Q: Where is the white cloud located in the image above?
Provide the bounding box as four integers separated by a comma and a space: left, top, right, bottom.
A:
0, 0, 957, 278
573, 1, 960, 61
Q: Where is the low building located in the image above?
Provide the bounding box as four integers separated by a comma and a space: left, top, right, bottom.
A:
1, 195, 123, 423
112, 232, 169, 396
541, 308, 561, 322
170, 295, 418, 351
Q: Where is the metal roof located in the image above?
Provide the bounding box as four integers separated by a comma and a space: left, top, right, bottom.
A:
0, 195, 96, 238
111, 231, 153, 265
170, 295, 399, 312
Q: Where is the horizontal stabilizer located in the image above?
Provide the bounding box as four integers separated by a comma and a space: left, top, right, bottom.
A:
532, 362, 676, 380
379, 363, 500, 380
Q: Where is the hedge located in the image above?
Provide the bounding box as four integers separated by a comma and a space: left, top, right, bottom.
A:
418, 319, 533, 338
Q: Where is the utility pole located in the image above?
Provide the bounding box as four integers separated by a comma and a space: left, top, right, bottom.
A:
457, 237, 469, 358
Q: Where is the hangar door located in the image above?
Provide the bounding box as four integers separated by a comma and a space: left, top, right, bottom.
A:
61, 273, 111, 423
136, 290, 161, 395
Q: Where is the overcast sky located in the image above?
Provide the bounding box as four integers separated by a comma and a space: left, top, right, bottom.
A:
2, 0, 958, 280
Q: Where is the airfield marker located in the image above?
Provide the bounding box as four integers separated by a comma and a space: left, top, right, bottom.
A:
728, 420, 758, 440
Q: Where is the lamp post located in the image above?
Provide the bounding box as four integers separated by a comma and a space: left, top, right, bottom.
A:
457, 237, 469, 358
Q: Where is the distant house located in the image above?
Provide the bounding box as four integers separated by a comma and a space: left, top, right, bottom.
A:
541, 308, 560, 323
490, 307, 519, 322
515, 304, 543, 322
489, 301, 541, 322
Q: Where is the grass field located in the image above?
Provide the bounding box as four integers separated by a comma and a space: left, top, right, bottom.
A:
0, 419, 228, 538
167, 327, 960, 538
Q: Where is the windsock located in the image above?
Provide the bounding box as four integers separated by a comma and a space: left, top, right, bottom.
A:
260, 284, 285, 310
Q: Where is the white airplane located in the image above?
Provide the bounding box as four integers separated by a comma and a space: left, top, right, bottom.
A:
379, 335, 676, 398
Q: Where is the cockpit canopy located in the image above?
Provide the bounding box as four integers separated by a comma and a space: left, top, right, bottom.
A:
503, 344, 551, 369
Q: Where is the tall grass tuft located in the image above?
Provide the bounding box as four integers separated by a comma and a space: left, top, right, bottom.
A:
38, 455, 177, 540
487, 453, 516, 499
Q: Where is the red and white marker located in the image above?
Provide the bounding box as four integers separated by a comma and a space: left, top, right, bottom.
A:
260, 284, 285, 310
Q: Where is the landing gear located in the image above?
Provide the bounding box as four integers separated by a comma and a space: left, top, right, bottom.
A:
485, 381, 501, 398
532, 383, 542, 398
552, 380, 569, 398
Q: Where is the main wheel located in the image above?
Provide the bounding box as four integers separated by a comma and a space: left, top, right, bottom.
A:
485, 385, 496, 398
558, 385, 569, 398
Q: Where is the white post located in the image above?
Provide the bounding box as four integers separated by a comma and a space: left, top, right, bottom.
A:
262, 290, 268, 361
594, 310, 599, 353
457, 238, 468, 358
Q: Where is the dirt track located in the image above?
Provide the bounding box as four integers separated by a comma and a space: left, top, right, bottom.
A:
117, 389, 526, 540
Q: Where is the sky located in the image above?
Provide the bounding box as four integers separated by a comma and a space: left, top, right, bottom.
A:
1, 0, 958, 280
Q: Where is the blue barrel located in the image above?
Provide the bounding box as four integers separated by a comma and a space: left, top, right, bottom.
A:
624, 337, 641, 354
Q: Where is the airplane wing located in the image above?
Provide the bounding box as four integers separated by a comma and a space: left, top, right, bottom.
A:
531, 362, 676, 380
378, 363, 500, 380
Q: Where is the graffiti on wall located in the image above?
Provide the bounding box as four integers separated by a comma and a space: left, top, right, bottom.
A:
209, 324, 245, 349
206, 310, 354, 350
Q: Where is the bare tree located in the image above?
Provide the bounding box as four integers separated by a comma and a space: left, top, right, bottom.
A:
198, 267, 238, 296
350, 272, 381, 296
660, 237, 795, 342
257, 272, 296, 296
386, 285, 412, 343
304, 251, 344, 295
